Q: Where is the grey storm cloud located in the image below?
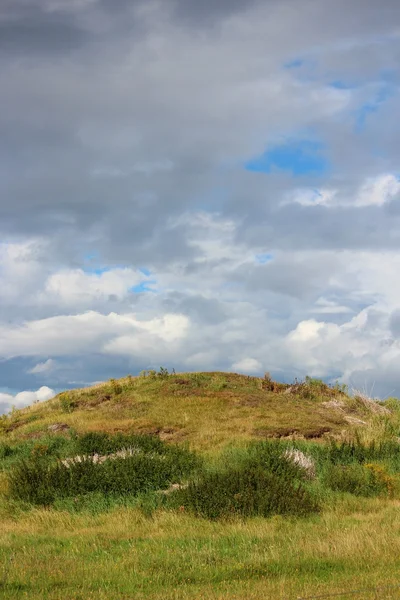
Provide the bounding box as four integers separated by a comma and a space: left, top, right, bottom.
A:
1, 0, 400, 410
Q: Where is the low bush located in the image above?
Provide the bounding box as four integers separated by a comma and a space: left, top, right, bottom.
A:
8, 436, 201, 506
323, 463, 393, 497
172, 465, 319, 520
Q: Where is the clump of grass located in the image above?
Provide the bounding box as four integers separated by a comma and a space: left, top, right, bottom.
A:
0, 435, 76, 471
74, 431, 169, 455
325, 437, 400, 470
109, 378, 123, 395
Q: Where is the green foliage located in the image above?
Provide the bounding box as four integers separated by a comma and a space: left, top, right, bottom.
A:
305, 376, 326, 388
172, 465, 319, 520
0, 415, 9, 434
75, 431, 167, 455
219, 440, 308, 481
169, 440, 319, 520
8, 434, 201, 506
382, 397, 400, 413
0, 435, 75, 471
323, 463, 392, 497
325, 438, 400, 468
333, 381, 348, 394
0, 443, 13, 460
59, 393, 76, 414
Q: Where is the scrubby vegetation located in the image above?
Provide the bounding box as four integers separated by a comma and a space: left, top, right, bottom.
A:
1, 371, 400, 598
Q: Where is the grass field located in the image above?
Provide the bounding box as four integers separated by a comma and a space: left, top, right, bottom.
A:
1, 371, 400, 599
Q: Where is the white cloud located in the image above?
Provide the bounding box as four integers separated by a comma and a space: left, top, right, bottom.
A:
289, 174, 400, 209
355, 174, 400, 207
44, 267, 152, 305
0, 386, 55, 412
312, 298, 353, 314
232, 357, 262, 373
28, 358, 56, 374
0, 241, 48, 304
0, 311, 190, 359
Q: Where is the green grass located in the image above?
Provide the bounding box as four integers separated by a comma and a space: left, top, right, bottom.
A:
1, 500, 400, 599
1, 371, 400, 598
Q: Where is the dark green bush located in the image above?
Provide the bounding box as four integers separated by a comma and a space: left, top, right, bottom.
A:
8, 438, 201, 506
172, 465, 319, 520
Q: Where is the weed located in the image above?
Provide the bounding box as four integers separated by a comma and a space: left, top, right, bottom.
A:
109, 379, 123, 395
157, 367, 170, 379
59, 393, 76, 414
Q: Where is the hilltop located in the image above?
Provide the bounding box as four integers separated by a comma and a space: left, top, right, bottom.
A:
0, 370, 391, 451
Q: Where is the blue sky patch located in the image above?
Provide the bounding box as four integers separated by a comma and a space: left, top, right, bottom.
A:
129, 281, 156, 294
355, 82, 395, 131
329, 80, 355, 90
255, 253, 274, 264
284, 58, 305, 69
245, 139, 329, 177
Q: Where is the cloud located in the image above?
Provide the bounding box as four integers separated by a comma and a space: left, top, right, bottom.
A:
28, 358, 57, 374
43, 267, 153, 305
0, 311, 190, 360
289, 174, 400, 208
0, 386, 55, 414
232, 358, 263, 374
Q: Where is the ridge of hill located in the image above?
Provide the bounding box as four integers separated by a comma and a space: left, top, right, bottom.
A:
0, 371, 392, 451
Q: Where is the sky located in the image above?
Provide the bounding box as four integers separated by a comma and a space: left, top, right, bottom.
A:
1, 0, 400, 413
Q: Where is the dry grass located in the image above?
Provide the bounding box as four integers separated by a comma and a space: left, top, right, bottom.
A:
1, 372, 387, 453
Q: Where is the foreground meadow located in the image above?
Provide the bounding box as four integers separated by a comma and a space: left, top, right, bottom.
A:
1, 498, 400, 599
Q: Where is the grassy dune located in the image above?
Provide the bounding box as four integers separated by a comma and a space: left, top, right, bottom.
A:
1, 371, 400, 599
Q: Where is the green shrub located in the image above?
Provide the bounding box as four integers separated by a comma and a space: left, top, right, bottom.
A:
8, 436, 201, 506
323, 463, 391, 497
172, 465, 319, 520
220, 440, 310, 482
